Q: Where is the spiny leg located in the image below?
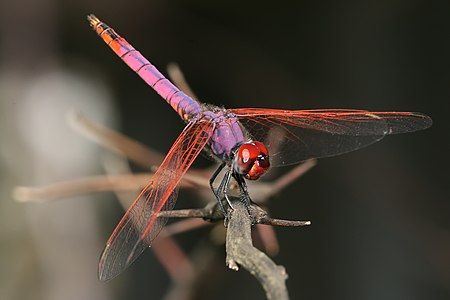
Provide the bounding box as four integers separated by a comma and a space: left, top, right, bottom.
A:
209, 162, 227, 215
233, 174, 256, 220
219, 169, 234, 210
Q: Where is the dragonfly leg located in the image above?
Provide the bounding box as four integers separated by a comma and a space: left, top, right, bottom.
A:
209, 162, 228, 216
220, 169, 234, 210
233, 173, 251, 207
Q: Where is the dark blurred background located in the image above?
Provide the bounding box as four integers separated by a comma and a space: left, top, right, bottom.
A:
1, 0, 449, 299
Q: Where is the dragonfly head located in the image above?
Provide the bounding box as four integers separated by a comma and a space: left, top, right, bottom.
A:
234, 141, 270, 180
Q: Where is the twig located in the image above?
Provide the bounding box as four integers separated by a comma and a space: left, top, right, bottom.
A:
157, 202, 222, 221
67, 111, 164, 168
158, 201, 310, 227
260, 219, 311, 227
225, 199, 290, 300
247, 204, 311, 227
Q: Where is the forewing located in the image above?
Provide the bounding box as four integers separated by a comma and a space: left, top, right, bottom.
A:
230, 108, 431, 166
98, 120, 214, 281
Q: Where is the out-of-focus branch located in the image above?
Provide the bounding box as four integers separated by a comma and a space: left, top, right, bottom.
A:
160, 218, 212, 238
12, 173, 150, 202
68, 111, 210, 188
67, 111, 164, 168
151, 236, 195, 283
249, 159, 316, 203
226, 199, 290, 300
11, 169, 209, 203
163, 240, 222, 300
270, 159, 316, 194
167, 63, 199, 100
256, 224, 280, 256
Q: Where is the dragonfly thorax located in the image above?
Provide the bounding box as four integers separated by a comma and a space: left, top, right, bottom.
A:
202, 108, 246, 159
233, 141, 270, 180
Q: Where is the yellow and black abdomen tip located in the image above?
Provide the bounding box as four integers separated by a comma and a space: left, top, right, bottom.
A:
87, 14, 113, 37
87, 14, 101, 29
87, 14, 123, 50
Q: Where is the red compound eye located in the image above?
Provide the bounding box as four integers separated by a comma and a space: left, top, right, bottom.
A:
235, 141, 270, 180
252, 141, 268, 156
239, 143, 260, 163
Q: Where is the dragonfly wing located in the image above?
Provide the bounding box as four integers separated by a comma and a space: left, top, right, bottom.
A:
98, 120, 214, 281
230, 108, 432, 166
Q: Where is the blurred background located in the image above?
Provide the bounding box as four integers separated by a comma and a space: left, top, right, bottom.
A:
0, 0, 449, 299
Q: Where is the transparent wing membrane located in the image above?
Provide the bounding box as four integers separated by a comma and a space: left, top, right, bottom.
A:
231, 108, 432, 166
98, 120, 214, 281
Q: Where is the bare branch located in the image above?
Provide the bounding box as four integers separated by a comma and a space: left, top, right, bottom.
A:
157, 201, 310, 228
157, 202, 222, 221
259, 219, 311, 227
247, 202, 311, 227
226, 199, 289, 300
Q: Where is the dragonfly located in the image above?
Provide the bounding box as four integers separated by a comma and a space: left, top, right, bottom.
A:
87, 14, 432, 281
